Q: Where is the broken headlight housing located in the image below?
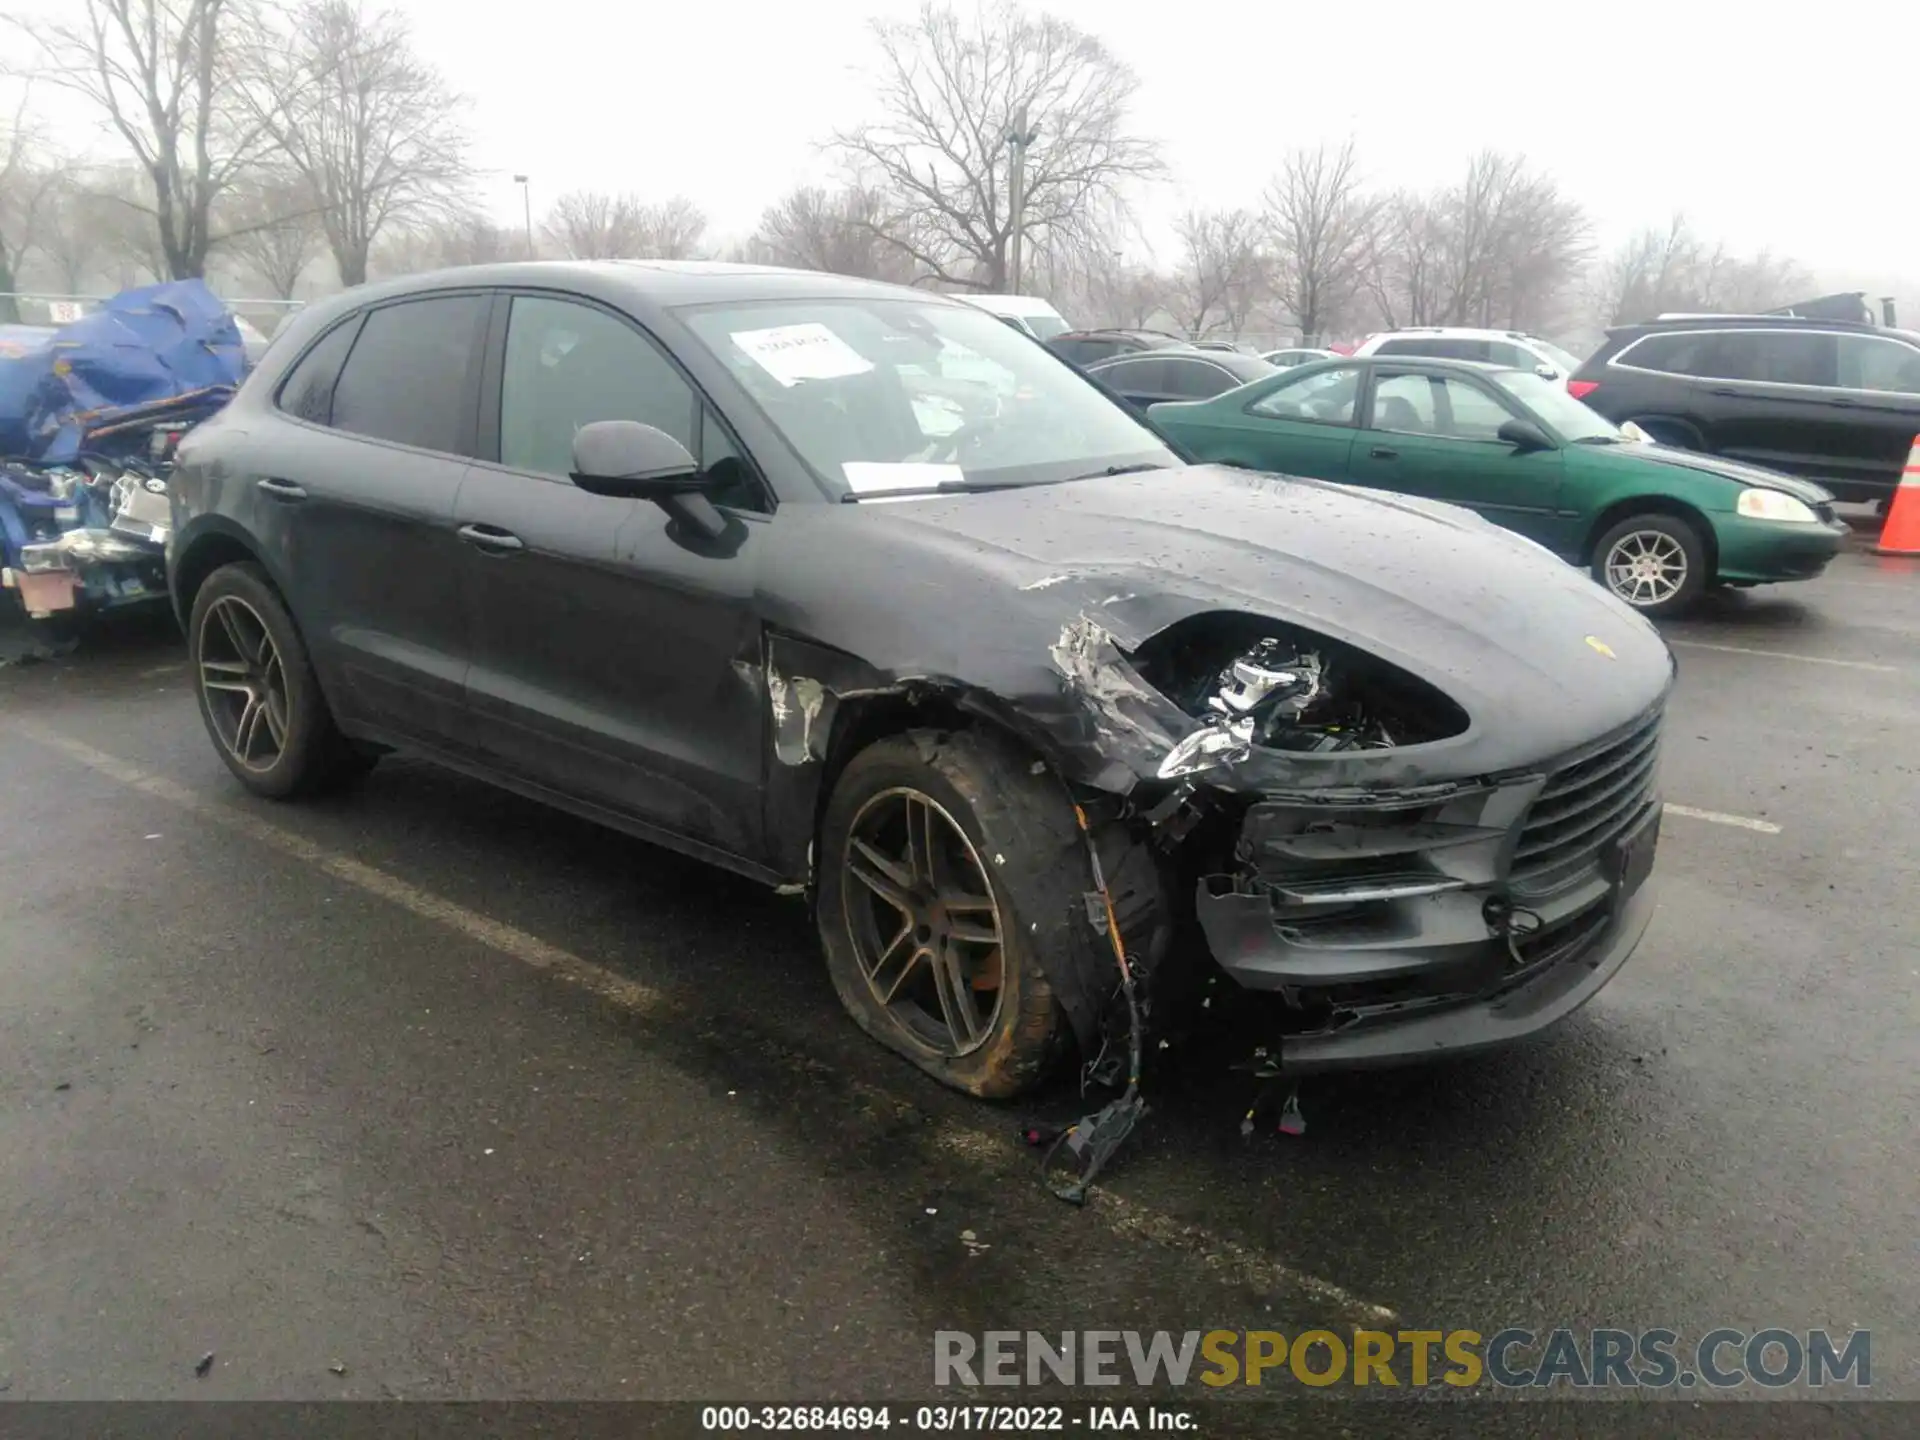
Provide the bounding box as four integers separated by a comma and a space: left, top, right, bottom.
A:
1127, 612, 1470, 777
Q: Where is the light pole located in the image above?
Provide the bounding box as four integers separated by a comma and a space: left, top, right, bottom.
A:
513, 175, 533, 258
1003, 106, 1038, 294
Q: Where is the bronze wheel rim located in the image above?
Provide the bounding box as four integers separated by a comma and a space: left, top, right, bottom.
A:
198, 596, 290, 772
840, 786, 1007, 1056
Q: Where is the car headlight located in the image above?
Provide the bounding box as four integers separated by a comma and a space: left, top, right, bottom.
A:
1736, 488, 1818, 523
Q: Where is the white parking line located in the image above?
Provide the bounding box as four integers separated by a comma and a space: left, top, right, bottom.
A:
1667, 639, 1899, 674
1664, 803, 1782, 834
8, 718, 1397, 1327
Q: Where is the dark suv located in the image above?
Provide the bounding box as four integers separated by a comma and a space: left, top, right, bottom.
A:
1571, 316, 1920, 503
1044, 329, 1191, 366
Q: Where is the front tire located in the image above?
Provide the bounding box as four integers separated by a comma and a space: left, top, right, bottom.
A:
189, 561, 372, 798
817, 728, 1073, 1099
1592, 513, 1708, 619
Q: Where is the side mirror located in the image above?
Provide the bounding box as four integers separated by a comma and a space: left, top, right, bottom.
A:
1497, 418, 1554, 453
570, 420, 726, 540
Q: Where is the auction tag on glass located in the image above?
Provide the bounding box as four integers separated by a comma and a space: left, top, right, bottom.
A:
731, 323, 874, 387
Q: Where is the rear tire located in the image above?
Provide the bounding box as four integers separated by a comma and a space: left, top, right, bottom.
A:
188, 561, 373, 798
1592, 513, 1709, 619
817, 728, 1073, 1099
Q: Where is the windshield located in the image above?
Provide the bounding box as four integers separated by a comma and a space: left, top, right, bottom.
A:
1499, 369, 1622, 441
1530, 338, 1584, 375
679, 298, 1175, 496
1024, 314, 1070, 341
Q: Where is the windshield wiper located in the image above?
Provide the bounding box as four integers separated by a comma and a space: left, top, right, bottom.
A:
1571, 435, 1625, 445
840, 479, 1021, 503
1060, 462, 1170, 482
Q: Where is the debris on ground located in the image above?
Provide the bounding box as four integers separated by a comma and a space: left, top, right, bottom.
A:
329, 1362, 347, 1376
194, 1352, 215, 1378
959, 1229, 991, 1256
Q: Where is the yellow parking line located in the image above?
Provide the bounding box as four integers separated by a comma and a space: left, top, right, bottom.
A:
9, 718, 1398, 1327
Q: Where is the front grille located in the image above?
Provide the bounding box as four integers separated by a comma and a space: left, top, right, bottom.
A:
1511, 709, 1662, 882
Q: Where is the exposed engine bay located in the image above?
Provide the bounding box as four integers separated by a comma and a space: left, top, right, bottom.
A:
1124, 612, 1469, 778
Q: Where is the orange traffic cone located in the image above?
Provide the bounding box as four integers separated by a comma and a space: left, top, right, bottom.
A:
1869, 436, 1920, 557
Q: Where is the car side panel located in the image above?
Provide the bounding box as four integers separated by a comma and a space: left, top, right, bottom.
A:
1149, 403, 1356, 481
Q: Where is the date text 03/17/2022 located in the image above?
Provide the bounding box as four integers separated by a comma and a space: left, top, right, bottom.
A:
699, 1406, 1196, 1432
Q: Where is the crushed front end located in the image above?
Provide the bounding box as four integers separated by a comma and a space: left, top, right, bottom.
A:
1106, 612, 1666, 1071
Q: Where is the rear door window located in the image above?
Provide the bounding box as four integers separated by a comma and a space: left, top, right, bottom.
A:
1378, 337, 1492, 362
1097, 357, 1168, 394
1164, 358, 1235, 399
1705, 331, 1836, 387
330, 295, 489, 454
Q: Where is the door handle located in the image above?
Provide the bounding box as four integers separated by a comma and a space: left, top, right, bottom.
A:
457, 522, 525, 554
1708, 386, 1740, 397
256, 476, 306, 501
1826, 396, 1856, 408
1369, 445, 1399, 460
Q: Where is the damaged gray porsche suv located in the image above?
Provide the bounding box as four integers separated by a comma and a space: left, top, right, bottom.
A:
168, 261, 1673, 1099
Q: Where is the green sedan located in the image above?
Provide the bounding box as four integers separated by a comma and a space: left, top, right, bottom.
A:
1146, 356, 1849, 617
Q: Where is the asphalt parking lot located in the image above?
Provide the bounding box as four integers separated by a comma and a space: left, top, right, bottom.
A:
2, 542, 1916, 1420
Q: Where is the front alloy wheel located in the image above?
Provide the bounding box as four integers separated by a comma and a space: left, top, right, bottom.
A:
816, 729, 1070, 1098
1592, 513, 1707, 618
842, 786, 1007, 1056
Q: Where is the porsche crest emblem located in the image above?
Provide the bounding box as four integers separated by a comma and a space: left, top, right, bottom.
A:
1585, 635, 1617, 659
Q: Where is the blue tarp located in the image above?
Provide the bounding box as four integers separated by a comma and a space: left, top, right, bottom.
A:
0, 280, 246, 466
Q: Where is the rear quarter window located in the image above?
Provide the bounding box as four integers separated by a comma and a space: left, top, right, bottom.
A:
275, 318, 361, 426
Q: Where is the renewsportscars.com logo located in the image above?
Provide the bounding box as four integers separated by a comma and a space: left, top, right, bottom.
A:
933, 1329, 1872, 1390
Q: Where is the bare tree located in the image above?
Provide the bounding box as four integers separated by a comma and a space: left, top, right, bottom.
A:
1264, 140, 1377, 344
32, 174, 113, 291
1167, 208, 1268, 338
12, 0, 276, 279
1, 92, 63, 318
1360, 190, 1446, 329
245, 0, 469, 287
629, 196, 705, 259
1432, 151, 1589, 329
748, 185, 914, 281
830, 0, 1162, 291
544, 189, 640, 260
60, 162, 173, 287
218, 177, 325, 296
1593, 215, 1808, 325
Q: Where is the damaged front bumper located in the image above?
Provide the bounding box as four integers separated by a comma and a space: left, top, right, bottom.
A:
1195, 707, 1664, 1070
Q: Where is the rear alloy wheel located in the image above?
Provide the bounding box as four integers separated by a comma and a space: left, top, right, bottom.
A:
1592, 514, 1708, 619
817, 729, 1071, 1099
189, 561, 373, 798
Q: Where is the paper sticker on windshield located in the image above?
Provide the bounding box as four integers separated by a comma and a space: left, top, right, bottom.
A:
842, 462, 963, 495
731, 323, 874, 387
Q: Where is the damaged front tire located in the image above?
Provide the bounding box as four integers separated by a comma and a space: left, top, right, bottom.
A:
817, 729, 1076, 1099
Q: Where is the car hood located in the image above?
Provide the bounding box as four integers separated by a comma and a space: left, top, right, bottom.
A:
774, 465, 1675, 793
1594, 441, 1835, 503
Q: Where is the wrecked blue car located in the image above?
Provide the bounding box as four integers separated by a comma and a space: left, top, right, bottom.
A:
1, 280, 246, 621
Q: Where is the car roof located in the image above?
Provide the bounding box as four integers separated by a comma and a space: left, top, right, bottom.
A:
288, 259, 956, 325
1368, 326, 1550, 342
1605, 313, 1920, 343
